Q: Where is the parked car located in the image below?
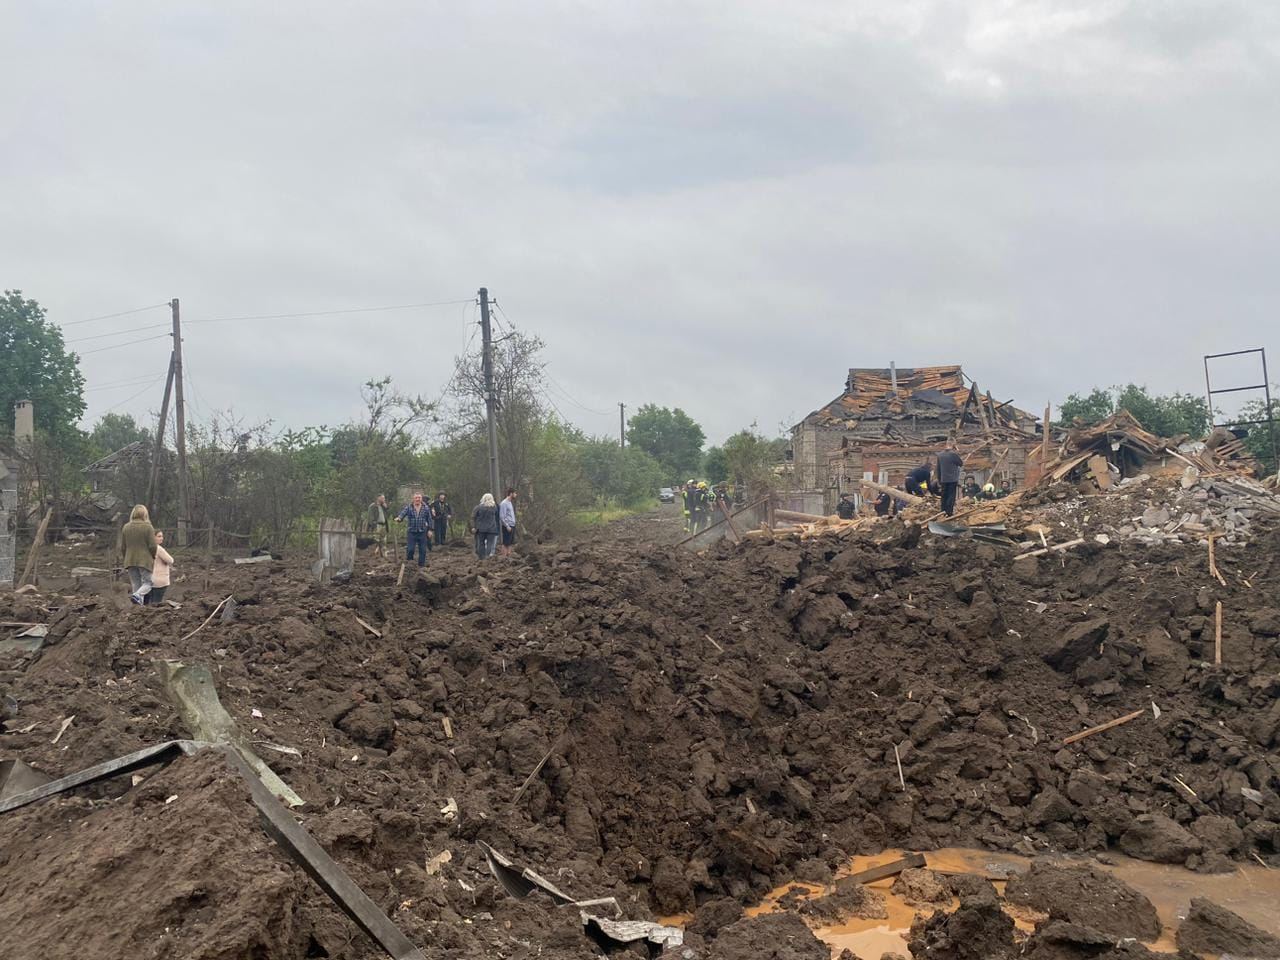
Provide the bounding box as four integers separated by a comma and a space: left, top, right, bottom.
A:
658, 487, 675, 503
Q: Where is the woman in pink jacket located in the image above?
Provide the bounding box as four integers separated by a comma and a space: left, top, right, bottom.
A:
147, 530, 175, 606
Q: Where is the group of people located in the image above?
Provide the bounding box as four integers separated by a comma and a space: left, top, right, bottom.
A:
681, 479, 731, 534
367, 489, 518, 565
835, 439, 1018, 520
116, 504, 174, 606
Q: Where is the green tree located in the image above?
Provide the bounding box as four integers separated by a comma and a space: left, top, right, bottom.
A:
1058, 384, 1211, 438
89, 412, 150, 456
625, 404, 705, 480
1058, 388, 1114, 426
703, 445, 728, 484
1236, 392, 1279, 476
722, 427, 787, 492
578, 437, 664, 505
0, 290, 86, 441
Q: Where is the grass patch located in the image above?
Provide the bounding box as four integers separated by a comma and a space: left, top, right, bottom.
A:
568, 501, 652, 529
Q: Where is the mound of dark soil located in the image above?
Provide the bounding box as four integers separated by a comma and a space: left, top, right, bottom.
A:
1175, 897, 1280, 957
1004, 860, 1160, 940
2, 510, 1279, 958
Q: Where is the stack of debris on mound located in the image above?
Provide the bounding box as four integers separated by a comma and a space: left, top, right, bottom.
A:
1, 508, 1279, 958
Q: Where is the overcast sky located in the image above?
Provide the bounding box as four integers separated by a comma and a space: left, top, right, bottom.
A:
3, 1, 1277, 445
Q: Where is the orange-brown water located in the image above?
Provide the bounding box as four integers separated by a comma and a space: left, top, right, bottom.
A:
668, 848, 1280, 959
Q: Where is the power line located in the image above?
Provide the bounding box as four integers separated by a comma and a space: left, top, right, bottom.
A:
97, 374, 167, 414
84, 374, 166, 393
61, 303, 169, 327
545, 373, 611, 416
187, 298, 473, 325
66, 322, 170, 344
77, 333, 172, 355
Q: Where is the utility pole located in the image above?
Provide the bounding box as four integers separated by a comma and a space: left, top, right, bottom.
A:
478, 287, 501, 497
619, 402, 626, 449
146, 353, 176, 508
171, 298, 190, 547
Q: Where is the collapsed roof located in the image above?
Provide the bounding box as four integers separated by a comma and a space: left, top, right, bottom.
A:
799, 364, 1040, 441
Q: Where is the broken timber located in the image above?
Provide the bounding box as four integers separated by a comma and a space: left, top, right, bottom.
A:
845, 852, 926, 885
0, 740, 425, 960
156, 659, 304, 807
1063, 709, 1145, 746
859, 480, 925, 503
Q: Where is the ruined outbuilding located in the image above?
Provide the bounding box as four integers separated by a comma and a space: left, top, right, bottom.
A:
789, 365, 1044, 506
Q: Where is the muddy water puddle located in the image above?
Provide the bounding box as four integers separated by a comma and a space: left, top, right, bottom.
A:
731, 848, 1280, 958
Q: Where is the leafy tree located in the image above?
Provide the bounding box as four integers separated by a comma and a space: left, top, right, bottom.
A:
703, 445, 728, 484
1235, 392, 1279, 476
1058, 388, 1113, 426
0, 290, 86, 441
1058, 384, 1211, 438
625, 404, 704, 480
578, 437, 664, 505
722, 427, 787, 493
1113, 385, 1210, 438
89, 412, 150, 456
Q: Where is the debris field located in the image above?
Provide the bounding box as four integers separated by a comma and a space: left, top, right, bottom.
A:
2, 477, 1280, 959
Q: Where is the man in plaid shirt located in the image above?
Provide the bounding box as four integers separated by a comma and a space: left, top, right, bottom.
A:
395, 492, 434, 566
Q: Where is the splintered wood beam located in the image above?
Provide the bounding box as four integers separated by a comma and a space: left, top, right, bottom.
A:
1063, 709, 1145, 746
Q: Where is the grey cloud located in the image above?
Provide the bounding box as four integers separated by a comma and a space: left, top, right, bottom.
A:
2, 1, 1276, 445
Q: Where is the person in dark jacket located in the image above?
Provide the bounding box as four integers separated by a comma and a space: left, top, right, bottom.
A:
904, 462, 932, 498
473, 493, 500, 558
835, 493, 857, 520
936, 440, 964, 517
117, 504, 157, 604
873, 492, 892, 516
432, 492, 453, 546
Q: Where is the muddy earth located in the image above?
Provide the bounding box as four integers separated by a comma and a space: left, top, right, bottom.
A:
1, 502, 1279, 958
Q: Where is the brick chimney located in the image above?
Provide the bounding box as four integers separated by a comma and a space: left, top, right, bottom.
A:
13, 400, 34, 446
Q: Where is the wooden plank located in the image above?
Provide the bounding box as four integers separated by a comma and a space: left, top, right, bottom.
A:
1087, 455, 1112, 490
1215, 601, 1223, 666
859, 480, 925, 503
355, 616, 382, 639
17, 509, 53, 588
775, 508, 828, 523
1207, 534, 1227, 586
1063, 709, 1145, 746
1018, 538, 1085, 559
844, 852, 927, 885
718, 500, 743, 542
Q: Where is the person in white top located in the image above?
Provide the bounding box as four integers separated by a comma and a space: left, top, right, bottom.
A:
147, 530, 175, 606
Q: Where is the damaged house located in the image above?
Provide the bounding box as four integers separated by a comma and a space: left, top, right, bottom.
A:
790, 365, 1046, 507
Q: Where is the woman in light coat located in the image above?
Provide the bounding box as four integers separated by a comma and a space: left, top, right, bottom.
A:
147, 530, 175, 605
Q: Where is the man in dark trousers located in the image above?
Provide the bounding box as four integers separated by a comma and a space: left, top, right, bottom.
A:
396, 492, 433, 567
936, 439, 964, 517
835, 493, 857, 520
904, 461, 932, 499
432, 491, 453, 546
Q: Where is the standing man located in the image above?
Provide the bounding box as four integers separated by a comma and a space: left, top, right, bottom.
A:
396, 492, 433, 567
499, 488, 518, 556
367, 494, 390, 557
432, 491, 453, 547
936, 439, 964, 517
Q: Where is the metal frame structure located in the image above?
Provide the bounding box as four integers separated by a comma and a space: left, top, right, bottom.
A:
1203, 348, 1277, 471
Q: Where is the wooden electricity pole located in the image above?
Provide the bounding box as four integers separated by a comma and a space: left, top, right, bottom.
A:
619, 402, 626, 448
171, 298, 190, 547
147, 353, 176, 509
478, 288, 501, 497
